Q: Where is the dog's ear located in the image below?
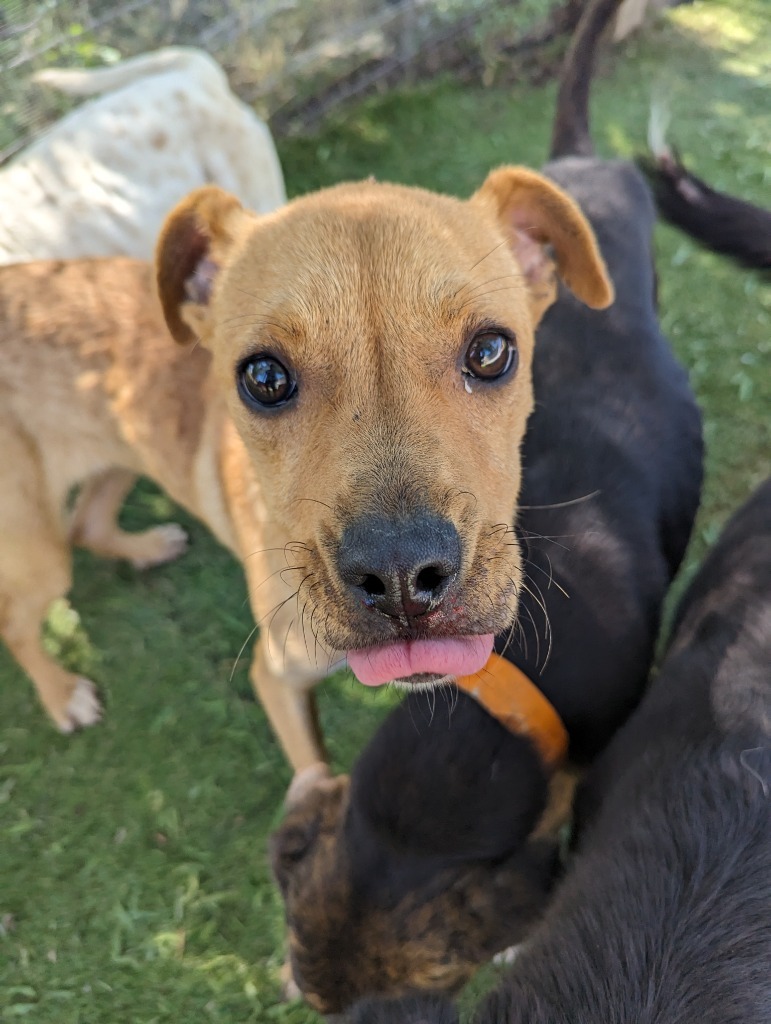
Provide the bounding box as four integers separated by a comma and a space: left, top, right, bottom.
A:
155, 185, 256, 344
472, 166, 614, 321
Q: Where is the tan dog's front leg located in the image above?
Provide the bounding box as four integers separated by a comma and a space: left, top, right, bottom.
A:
250, 640, 326, 773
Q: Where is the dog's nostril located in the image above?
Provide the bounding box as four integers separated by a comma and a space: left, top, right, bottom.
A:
415, 564, 447, 595
338, 512, 461, 618
361, 574, 386, 598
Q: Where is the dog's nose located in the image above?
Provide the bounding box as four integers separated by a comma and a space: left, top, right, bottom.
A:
338, 512, 461, 619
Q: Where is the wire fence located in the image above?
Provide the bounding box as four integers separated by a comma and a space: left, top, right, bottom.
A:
1, 0, 650, 163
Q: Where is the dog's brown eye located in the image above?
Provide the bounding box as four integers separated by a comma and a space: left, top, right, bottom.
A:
464, 331, 517, 381
238, 354, 297, 409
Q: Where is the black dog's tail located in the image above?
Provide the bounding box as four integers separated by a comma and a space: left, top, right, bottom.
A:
550, 0, 626, 160
639, 145, 771, 271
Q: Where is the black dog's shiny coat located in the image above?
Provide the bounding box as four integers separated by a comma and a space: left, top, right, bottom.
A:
640, 149, 771, 270
481, 480, 771, 1024
510, 153, 702, 762
351, 481, 771, 1023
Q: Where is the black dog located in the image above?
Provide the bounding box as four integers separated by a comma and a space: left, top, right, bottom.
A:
270, 0, 703, 1012
362, 478, 771, 1024
640, 146, 771, 270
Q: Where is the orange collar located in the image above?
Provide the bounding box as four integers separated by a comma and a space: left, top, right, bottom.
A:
456, 653, 569, 770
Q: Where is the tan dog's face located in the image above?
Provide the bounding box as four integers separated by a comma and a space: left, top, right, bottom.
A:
156, 172, 611, 686
269, 771, 556, 1015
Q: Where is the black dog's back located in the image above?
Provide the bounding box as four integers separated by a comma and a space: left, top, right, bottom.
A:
489, 0, 703, 760
576, 477, 771, 829
484, 479, 771, 1024
507, 158, 702, 760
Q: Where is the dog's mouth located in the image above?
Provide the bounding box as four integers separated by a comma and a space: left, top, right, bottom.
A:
346, 634, 494, 688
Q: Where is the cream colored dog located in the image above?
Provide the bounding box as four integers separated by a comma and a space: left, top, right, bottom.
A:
0, 168, 611, 770
0, 47, 286, 263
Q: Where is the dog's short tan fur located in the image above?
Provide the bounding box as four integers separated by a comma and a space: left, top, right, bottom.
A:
1, 171, 610, 765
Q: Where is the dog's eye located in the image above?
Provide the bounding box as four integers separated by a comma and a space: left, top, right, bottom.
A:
238, 355, 297, 409
464, 331, 517, 381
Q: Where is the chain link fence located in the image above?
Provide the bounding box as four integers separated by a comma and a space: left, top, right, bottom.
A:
2, 0, 599, 159
1, 1, 663, 163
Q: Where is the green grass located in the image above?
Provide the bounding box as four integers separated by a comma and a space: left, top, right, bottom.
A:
1, 2, 769, 1020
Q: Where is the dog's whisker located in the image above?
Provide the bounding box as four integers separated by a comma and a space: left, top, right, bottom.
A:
517, 531, 572, 552
299, 595, 313, 666
308, 605, 331, 665
520, 598, 542, 670
457, 284, 523, 310
443, 486, 480, 517
264, 591, 305, 663
229, 622, 260, 683
458, 271, 524, 300
542, 551, 556, 590
519, 490, 600, 511
464, 238, 509, 275
250, 563, 305, 594
288, 572, 316, 652
228, 283, 282, 306
488, 522, 512, 538
524, 572, 552, 628
223, 311, 284, 327
289, 496, 335, 512
244, 542, 309, 562
222, 311, 290, 331
439, 679, 454, 726
308, 605, 320, 667
441, 679, 453, 721
519, 577, 553, 671
426, 684, 437, 726
523, 556, 570, 600
281, 617, 295, 674
278, 565, 307, 584
515, 616, 529, 661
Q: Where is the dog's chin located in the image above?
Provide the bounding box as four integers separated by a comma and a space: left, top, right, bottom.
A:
391, 672, 455, 690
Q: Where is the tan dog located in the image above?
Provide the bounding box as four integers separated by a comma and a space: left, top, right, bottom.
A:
0, 170, 611, 768
1, 47, 286, 264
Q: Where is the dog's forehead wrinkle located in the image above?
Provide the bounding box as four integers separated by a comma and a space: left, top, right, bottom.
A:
260, 184, 498, 300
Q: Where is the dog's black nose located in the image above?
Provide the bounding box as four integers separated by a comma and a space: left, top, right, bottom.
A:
338, 512, 461, 619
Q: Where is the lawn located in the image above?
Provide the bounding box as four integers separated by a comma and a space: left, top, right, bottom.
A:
0, 1, 768, 1021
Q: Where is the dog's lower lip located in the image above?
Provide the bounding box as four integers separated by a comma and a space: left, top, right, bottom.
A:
347, 634, 494, 687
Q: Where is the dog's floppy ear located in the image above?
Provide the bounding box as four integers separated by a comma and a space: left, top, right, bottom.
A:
155, 185, 256, 344
472, 166, 614, 320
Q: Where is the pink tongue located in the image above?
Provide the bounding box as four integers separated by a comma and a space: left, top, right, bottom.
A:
347, 634, 494, 687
